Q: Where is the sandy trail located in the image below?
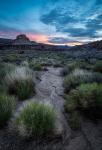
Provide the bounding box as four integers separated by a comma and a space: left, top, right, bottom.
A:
34, 67, 71, 137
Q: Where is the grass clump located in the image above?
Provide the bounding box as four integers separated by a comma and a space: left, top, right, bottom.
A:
60, 66, 70, 76
64, 68, 102, 93
65, 90, 79, 112
16, 102, 56, 137
29, 62, 42, 71
93, 61, 102, 73
65, 83, 102, 129
0, 93, 15, 127
0, 63, 6, 81
64, 69, 92, 93
76, 83, 102, 112
0, 63, 15, 83
67, 62, 81, 72
5, 67, 35, 100
65, 83, 102, 119
4, 54, 19, 62
21, 61, 29, 67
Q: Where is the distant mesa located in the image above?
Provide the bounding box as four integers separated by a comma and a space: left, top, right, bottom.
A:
16, 34, 30, 41
0, 34, 42, 50
13, 34, 32, 45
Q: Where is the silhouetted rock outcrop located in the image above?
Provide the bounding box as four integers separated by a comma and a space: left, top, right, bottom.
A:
13, 34, 32, 45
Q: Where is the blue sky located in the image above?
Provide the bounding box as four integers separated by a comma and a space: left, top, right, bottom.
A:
0, 0, 102, 45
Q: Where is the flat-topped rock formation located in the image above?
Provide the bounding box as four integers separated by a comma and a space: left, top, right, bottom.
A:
13, 34, 32, 45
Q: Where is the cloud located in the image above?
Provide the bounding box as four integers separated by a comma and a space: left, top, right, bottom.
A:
40, 0, 102, 41
41, 9, 77, 26
61, 27, 98, 38
48, 37, 78, 44
86, 14, 102, 30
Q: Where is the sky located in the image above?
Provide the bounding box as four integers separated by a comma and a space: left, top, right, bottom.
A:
0, 0, 102, 46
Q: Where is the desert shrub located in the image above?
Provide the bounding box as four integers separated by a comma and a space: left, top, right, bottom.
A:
77, 83, 102, 111
61, 60, 90, 77
0, 63, 6, 81
0, 84, 8, 94
93, 61, 102, 73
64, 69, 102, 93
64, 69, 92, 93
68, 62, 80, 72
67, 60, 94, 71
18, 51, 24, 54
15, 102, 56, 137
65, 83, 102, 119
53, 63, 61, 68
0, 93, 15, 127
60, 66, 70, 76
80, 62, 93, 70
0, 63, 15, 83
4, 54, 19, 62
65, 90, 79, 112
65, 93, 81, 129
5, 67, 35, 100
29, 62, 42, 71
90, 72, 102, 83
21, 61, 29, 67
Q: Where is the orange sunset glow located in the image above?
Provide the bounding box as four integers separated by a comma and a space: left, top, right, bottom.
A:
27, 33, 83, 46
27, 33, 48, 43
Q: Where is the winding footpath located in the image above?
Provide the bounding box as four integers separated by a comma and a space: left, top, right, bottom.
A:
35, 67, 71, 137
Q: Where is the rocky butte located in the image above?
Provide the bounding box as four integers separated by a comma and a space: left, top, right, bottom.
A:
13, 34, 31, 45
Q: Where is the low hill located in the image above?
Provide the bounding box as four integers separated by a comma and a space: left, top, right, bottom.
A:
70, 40, 102, 51
0, 38, 13, 45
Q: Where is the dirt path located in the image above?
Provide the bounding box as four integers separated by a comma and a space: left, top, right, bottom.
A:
34, 67, 71, 137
